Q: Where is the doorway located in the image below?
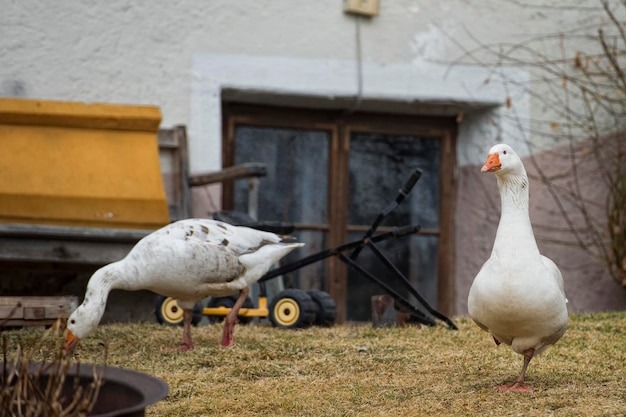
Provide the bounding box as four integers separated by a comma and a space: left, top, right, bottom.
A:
222, 104, 457, 322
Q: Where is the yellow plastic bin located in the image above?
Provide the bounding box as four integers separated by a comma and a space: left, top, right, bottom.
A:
0, 98, 169, 230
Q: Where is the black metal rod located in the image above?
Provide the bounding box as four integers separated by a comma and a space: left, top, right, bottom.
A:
259, 225, 419, 282
350, 168, 422, 260
367, 241, 458, 330
337, 252, 436, 326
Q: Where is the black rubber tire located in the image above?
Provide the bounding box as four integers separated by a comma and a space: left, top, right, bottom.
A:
307, 290, 337, 326
205, 295, 254, 324
268, 289, 316, 329
154, 296, 202, 326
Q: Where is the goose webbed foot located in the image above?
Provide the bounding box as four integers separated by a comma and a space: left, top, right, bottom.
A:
497, 348, 535, 393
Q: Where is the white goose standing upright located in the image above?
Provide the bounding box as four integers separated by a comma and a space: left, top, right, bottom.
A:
468, 144, 568, 392
65, 219, 304, 351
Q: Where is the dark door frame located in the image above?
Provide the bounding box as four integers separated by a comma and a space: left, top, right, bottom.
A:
222, 103, 457, 322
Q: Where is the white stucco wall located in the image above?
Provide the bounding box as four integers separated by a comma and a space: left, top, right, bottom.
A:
2, 0, 623, 314
189, 53, 530, 172
2, 0, 609, 171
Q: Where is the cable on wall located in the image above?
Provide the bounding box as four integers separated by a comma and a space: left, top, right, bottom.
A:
346, 15, 364, 114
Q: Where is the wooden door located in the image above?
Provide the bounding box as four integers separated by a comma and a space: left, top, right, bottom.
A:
222, 104, 456, 322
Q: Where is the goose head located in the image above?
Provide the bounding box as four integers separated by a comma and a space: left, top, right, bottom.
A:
481, 144, 525, 177
65, 303, 101, 351
65, 267, 113, 351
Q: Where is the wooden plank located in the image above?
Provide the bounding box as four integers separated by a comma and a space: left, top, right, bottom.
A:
0, 305, 24, 319
327, 122, 348, 323
174, 126, 191, 219
2, 319, 67, 327
158, 126, 191, 220
0, 236, 139, 266
188, 163, 267, 187
221, 113, 237, 210
0, 296, 78, 309
23, 307, 45, 320
0, 296, 78, 326
0, 224, 149, 267
437, 129, 458, 316
0, 223, 150, 241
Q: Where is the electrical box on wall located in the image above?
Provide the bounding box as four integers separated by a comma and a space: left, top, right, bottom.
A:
344, 0, 380, 17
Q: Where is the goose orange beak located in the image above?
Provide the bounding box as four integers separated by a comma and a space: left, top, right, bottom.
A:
481, 152, 501, 173
65, 330, 80, 352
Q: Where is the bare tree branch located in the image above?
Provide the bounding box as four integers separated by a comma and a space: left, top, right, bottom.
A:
451, 0, 626, 287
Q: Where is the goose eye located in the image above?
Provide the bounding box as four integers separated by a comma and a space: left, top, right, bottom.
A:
70, 319, 76, 325
503, 150, 507, 155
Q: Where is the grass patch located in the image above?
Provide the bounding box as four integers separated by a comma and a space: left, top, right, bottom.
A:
3, 312, 625, 416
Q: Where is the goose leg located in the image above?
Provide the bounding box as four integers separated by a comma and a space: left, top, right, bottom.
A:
180, 308, 194, 350
498, 348, 534, 392
163, 308, 195, 351
220, 286, 250, 347
176, 308, 195, 351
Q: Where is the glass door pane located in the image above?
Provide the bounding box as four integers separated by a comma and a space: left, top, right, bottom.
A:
233, 126, 330, 290
347, 133, 440, 321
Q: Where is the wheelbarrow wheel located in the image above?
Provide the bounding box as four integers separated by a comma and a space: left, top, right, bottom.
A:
206, 295, 255, 324
307, 290, 337, 326
155, 296, 202, 326
268, 289, 316, 329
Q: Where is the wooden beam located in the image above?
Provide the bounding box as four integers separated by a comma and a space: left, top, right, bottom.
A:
437, 129, 457, 316
0, 224, 148, 267
0, 296, 78, 327
188, 163, 267, 187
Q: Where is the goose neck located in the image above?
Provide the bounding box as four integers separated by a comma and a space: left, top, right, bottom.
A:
492, 172, 540, 257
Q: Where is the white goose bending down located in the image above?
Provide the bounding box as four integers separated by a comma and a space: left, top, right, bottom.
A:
468, 144, 568, 392
65, 219, 304, 351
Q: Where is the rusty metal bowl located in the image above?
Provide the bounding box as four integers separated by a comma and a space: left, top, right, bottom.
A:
2, 362, 169, 417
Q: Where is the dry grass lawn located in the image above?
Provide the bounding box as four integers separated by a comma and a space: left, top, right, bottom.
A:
3, 311, 625, 416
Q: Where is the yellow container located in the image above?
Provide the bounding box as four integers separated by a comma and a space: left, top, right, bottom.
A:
0, 98, 170, 229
